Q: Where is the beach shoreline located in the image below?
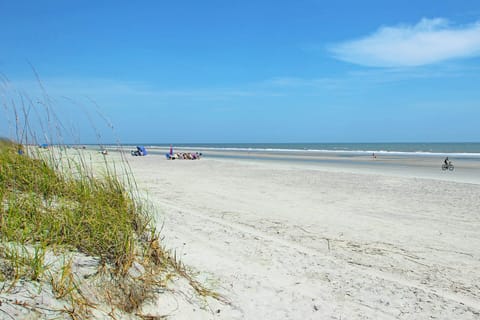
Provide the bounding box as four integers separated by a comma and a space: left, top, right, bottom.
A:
122, 150, 480, 319
121, 145, 480, 185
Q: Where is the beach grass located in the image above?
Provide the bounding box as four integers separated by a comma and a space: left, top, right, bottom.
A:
0, 140, 145, 269
0, 80, 221, 318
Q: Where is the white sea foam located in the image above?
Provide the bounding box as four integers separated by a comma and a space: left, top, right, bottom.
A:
140, 145, 480, 159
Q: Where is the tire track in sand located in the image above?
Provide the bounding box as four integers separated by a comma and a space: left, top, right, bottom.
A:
158, 199, 480, 314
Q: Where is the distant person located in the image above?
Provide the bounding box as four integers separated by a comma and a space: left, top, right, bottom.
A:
444, 157, 449, 165
372, 152, 376, 159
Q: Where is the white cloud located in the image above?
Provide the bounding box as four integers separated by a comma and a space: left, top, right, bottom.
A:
4, 77, 280, 103
329, 18, 480, 67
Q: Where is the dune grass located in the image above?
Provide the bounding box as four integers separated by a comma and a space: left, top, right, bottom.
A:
0, 77, 222, 318
0, 138, 222, 318
0, 140, 144, 268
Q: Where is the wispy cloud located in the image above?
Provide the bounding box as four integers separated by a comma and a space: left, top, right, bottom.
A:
329, 18, 480, 67
6, 77, 283, 103
262, 76, 342, 90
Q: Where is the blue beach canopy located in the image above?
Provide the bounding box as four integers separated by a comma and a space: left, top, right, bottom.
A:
137, 146, 147, 155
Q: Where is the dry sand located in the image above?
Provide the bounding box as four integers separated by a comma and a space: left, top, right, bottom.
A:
122, 150, 480, 319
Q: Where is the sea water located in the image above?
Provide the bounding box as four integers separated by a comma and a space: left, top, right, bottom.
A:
143, 142, 480, 159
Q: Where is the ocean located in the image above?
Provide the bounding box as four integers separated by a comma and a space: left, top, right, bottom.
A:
142, 142, 480, 159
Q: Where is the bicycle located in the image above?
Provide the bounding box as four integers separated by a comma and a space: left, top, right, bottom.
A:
441, 161, 454, 171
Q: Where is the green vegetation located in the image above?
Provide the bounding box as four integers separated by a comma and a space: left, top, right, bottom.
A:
0, 139, 220, 318
0, 72, 223, 317
0, 140, 144, 268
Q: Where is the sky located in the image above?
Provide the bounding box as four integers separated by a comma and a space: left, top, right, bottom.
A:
1, 0, 480, 144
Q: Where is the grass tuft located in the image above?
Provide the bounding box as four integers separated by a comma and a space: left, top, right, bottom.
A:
0, 77, 224, 318
0, 140, 147, 268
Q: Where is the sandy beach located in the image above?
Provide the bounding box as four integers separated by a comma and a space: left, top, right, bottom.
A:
123, 149, 480, 319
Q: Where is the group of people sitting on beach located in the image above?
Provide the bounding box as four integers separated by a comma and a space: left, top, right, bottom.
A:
167, 152, 202, 160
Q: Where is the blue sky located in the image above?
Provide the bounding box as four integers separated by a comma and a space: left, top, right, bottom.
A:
1, 0, 480, 143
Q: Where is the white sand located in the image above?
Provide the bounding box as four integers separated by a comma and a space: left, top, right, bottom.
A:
5, 148, 478, 319
123, 151, 480, 319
